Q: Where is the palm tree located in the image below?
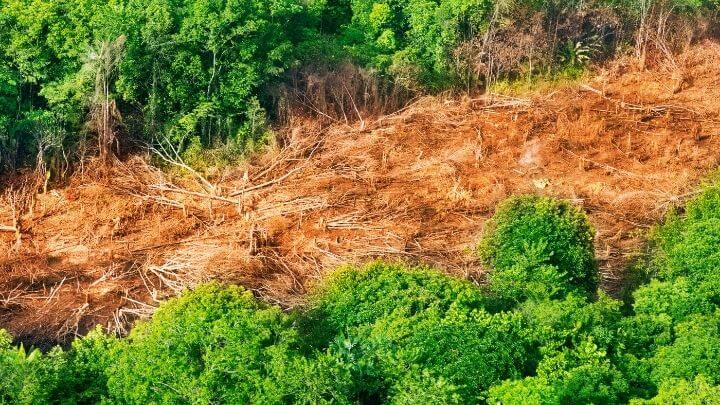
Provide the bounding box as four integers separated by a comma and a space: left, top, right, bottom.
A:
84, 35, 126, 161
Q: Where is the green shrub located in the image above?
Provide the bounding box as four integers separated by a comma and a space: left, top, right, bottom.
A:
631, 375, 720, 405
682, 180, 720, 222
384, 311, 528, 401
265, 350, 357, 404
51, 326, 117, 404
0, 327, 118, 404
388, 370, 462, 404
479, 195, 598, 300
488, 344, 629, 405
487, 375, 555, 405
613, 181, 720, 400
106, 283, 300, 403
551, 358, 629, 404
0, 330, 64, 404
656, 218, 720, 283
304, 262, 490, 342
485, 243, 568, 305
619, 313, 673, 356
517, 292, 624, 355
652, 181, 720, 284
632, 278, 715, 322
650, 312, 720, 385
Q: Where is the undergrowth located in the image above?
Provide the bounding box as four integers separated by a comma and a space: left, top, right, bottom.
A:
489, 65, 589, 95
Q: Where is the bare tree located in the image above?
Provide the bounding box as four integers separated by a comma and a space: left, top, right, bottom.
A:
29, 112, 66, 193
1, 183, 34, 251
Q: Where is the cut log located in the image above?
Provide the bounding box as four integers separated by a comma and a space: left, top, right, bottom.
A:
0, 225, 18, 233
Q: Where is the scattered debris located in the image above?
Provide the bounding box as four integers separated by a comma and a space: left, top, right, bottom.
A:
3, 42, 720, 347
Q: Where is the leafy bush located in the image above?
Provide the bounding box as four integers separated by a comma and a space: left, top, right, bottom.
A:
632, 278, 715, 322
517, 293, 624, 357
631, 375, 720, 405
649, 313, 720, 385
0, 331, 48, 404
485, 243, 570, 305
479, 195, 598, 300
488, 347, 629, 405
268, 351, 357, 404
305, 262, 490, 337
619, 180, 720, 398
50, 326, 116, 404
481, 180, 720, 402
491, 292, 634, 402
384, 311, 528, 401
389, 370, 462, 404
618, 313, 673, 356
644, 185, 720, 333
107, 283, 301, 403
0, 329, 73, 404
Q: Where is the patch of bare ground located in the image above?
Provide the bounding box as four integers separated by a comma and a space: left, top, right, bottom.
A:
2, 41, 720, 347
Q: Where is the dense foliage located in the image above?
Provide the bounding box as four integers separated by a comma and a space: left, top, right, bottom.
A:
478, 195, 598, 303
0, 0, 321, 173
302, 263, 529, 402
3, 187, 720, 403
1, 0, 717, 175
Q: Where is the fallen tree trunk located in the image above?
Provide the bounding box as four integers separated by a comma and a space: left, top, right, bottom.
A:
0, 225, 18, 232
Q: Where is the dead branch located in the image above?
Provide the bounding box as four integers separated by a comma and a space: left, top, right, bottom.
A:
149, 183, 239, 205
2, 185, 30, 250
563, 147, 643, 179
0, 225, 18, 233
580, 84, 703, 117
230, 165, 306, 197
150, 139, 217, 194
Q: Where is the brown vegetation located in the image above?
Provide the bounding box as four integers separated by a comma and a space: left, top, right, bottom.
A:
2, 42, 720, 347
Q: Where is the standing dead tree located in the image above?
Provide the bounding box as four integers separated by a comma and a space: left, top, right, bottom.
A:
636, 0, 654, 65
1, 184, 34, 251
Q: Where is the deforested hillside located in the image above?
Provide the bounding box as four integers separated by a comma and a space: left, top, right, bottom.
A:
2, 42, 720, 347
4, 0, 720, 402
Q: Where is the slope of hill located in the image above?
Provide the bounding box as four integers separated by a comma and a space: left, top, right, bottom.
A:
2, 42, 720, 347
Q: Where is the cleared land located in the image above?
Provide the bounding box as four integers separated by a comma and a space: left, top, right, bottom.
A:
3, 42, 720, 347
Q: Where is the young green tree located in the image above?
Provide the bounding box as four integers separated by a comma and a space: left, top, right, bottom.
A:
479, 195, 598, 303
107, 283, 300, 403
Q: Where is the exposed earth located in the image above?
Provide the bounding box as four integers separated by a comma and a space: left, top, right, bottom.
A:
3, 42, 720, 348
